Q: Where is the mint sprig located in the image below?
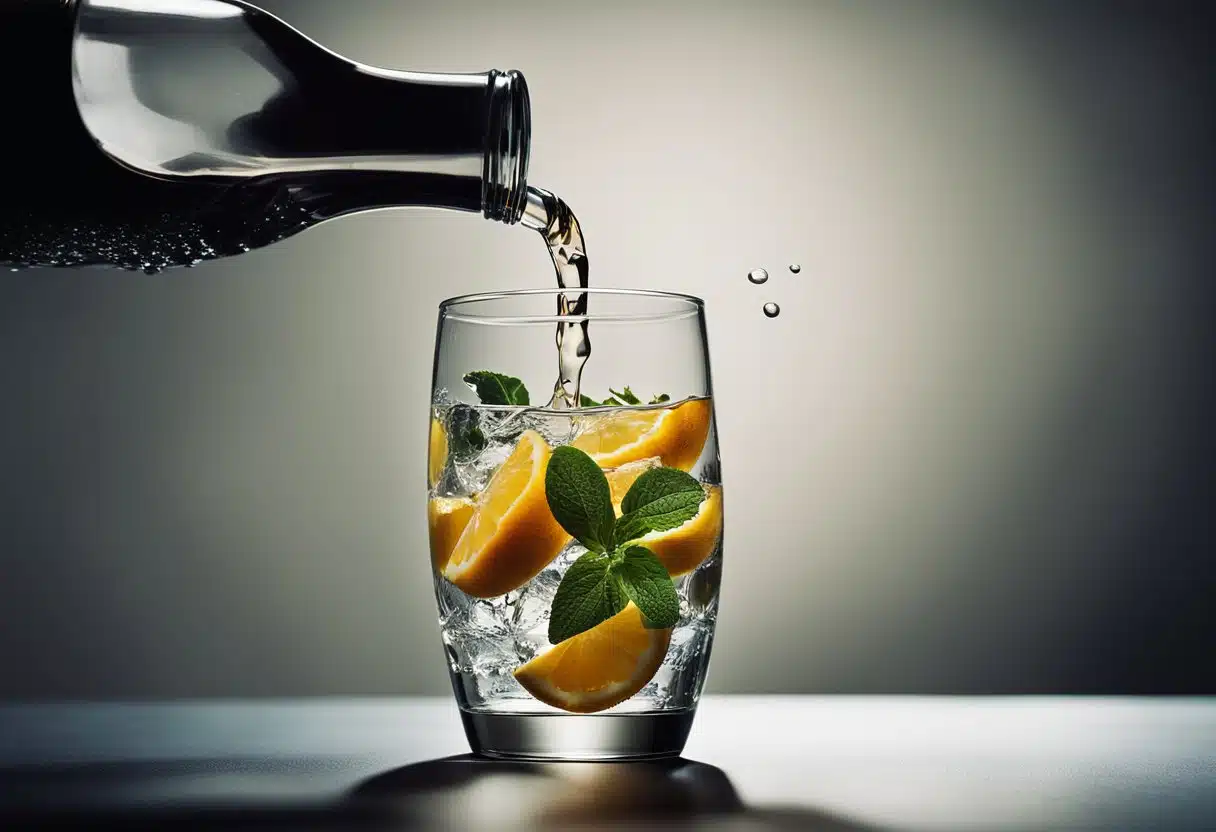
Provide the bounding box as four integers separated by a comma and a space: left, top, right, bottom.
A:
544, 446, 704, 643
580, 387, 671, 407
609, 386, 642, 405
463, 371, 529, 406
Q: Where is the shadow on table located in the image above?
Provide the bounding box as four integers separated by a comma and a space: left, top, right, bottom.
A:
347, 754, 888, 830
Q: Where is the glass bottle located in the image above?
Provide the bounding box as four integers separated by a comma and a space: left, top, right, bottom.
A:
0, 0, 532, 272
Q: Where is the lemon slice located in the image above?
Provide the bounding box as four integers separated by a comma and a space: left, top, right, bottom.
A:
428, 417, 447, 487
513, 602, 671, 713
636, 485, 723, 576
443, 429, 569, 598
428, 496, 475, 572
571, 398, 712, 471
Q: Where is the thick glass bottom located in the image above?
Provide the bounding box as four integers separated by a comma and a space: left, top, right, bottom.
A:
460, 708, 695, 761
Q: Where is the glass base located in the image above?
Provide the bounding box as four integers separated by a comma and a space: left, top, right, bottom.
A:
460, 708, 695, 761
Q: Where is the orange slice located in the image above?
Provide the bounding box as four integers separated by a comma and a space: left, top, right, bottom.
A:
428, 417, 447, 487
571, 399, 712, 471
443, 430, 569, 598
636, 485, 723, 576
513, 602, 671, 713
428, 496, 475, 572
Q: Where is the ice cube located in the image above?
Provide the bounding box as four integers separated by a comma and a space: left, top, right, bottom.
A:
438, 578, 519, 678
483, 407, 528, 441
520, 409, 579, 447
450, 438, 510, 497
603, 456, 662, 505
509, 569, 559, 634
507, 540, 586, 634
473, 666, 526, 701
682, 555, 722, 615
444, 404, 488, 462
469, 636, 518, 676
435, 577, 471, 630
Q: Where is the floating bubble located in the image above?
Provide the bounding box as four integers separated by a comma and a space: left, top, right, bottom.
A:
763, 302, 780, 318
747, 268, 769, 285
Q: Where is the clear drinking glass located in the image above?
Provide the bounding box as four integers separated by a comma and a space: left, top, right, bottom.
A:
427, 289, 723, 760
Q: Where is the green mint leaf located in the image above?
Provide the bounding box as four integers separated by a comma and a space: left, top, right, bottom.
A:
609, 386, 641, 405
548, 551, 627, 643
614, 467, 707, 547
446, 404, 487, 460
583, 389, 668, 408
616, 546, 681, 629
463, 371, 530, 406
545, 446, 616, 553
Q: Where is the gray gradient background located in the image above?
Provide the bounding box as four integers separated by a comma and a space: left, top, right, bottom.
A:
1, 0, 1213, 698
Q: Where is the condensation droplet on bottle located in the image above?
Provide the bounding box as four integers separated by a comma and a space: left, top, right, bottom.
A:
789, 263, 801, 273
763, 302, 780, 318
747, 268, 769, 285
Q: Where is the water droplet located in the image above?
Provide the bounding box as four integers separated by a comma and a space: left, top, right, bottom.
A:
747, 268, 769, 285
789, 263, 801, 274
763, 302, 780, 318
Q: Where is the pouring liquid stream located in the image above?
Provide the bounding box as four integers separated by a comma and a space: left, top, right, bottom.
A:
522, 187, 590, 408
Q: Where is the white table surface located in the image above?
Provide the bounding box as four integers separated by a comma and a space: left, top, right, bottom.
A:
0, 696, 1211, 831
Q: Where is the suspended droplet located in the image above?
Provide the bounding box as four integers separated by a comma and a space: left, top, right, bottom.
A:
763, 302, 780, 318
747, 268, 769, 285
788, 263, 801, 274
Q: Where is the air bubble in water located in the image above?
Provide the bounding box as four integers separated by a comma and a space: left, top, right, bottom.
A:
763, 302, 780, 318
789, 264, 801, 273
747, 268, 769, 285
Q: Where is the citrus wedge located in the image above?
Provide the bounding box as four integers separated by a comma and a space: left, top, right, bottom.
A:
428, 417, 447, 487
636, 485, 723, 576
428, 496, 475, 572
571, 398, 712, 471
513, 601, 671, 713
443, 429, 569, 598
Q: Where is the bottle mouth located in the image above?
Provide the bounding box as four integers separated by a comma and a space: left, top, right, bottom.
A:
482, 69, 531, 225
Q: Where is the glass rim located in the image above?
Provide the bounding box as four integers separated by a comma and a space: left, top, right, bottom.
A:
439, 288, 704, 325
